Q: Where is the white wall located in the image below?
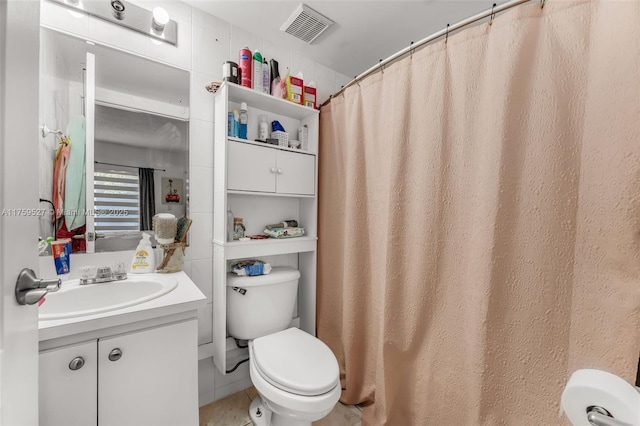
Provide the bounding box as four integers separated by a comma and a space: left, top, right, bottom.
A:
39, 0, 351, 406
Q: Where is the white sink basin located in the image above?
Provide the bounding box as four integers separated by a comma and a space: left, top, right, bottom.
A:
39, 275, 178, 320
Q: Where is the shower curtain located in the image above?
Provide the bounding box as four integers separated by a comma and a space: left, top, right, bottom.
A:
317, 1, 640, 425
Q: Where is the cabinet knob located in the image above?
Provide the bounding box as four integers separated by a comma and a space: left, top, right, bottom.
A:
68, 356, 85, 371
108, 348, 122, 362
270, 167, 277, 173
277, 168, 283, 174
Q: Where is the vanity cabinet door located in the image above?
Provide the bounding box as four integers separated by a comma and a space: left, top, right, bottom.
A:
227, 141, 277, 193
97, 319, 198, 426
276, 150, 316, 195
39, 341, 98, 426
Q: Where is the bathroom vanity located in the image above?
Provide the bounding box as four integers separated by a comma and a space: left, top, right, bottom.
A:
38, 272, 206, 426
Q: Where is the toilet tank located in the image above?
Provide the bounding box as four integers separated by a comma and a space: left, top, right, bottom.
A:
226, 267, 301, 340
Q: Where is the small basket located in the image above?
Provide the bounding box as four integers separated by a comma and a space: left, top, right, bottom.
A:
271, 131, 289, 147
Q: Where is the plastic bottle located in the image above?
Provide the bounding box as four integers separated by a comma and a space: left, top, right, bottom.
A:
270, 59, 281, 97
239, 46, 252, 88
262, 58, 270, 94
239, 102, 248, 139
258, 115, 268, 141
227, 209, 234, 242
227, 112, 234, 137
232, 109, 239, 137
252, 50, 263, 92
131, 232, 155, 273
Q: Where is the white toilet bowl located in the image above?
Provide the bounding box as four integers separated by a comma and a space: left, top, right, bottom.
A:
248, 328, 341, 426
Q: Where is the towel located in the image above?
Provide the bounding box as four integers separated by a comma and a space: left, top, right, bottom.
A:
52, 140, 70, 221
64, 116, 86, 230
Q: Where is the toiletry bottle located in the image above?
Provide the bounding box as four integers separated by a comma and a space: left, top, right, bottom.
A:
239, 46, 252, 88
239, 102, 248, 139
258, 115, 268, 141
227, 209, 234, 242
252, 50, 262, 92
227, 111, 234, 137
233, 109, 239, 137
131, 232, 155, 273
270, 59, 281, 97
262, 58, 270, 94
233, 217, 245, 240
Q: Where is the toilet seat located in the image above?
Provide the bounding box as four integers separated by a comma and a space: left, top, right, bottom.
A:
252, 328, 339, 396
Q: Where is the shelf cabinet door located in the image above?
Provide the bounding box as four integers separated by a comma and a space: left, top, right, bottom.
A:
227, 141, 277, 193
39, 341, 98, 426
276, 150, 316, 195
98, 319, 198, 426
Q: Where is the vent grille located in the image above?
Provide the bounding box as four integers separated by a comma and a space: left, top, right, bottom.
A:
280, 4, 334, 44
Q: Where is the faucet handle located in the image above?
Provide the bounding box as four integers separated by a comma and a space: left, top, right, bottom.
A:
96, 266, 112, 279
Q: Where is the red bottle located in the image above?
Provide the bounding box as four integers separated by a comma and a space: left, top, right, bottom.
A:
239, 46, 252, 88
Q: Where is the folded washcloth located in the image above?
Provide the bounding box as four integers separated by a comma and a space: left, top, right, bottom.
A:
264, 227, 305, 239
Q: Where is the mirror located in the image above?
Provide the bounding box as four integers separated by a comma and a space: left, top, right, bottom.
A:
39, 28, 190, 254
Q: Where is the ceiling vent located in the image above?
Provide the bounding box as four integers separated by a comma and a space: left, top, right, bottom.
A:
280, 4, 334, 44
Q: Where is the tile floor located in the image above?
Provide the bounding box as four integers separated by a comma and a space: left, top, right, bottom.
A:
199, 387, 362, 426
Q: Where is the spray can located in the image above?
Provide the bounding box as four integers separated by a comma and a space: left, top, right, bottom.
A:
239, 46, 252, 88
252, 50, 263, 92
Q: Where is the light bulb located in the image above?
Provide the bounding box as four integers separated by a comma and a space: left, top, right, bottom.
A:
152, 7, 169, 33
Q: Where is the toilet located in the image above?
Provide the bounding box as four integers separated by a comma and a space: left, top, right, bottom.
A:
227, 267, 341, 426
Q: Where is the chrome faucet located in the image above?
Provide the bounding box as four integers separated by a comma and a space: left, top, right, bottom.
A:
79, 265, 127, 285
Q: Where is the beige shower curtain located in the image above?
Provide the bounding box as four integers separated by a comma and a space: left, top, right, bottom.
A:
317, 1, 640, 424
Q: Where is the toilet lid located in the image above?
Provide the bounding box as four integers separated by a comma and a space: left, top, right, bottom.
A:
252, 328, 339, 396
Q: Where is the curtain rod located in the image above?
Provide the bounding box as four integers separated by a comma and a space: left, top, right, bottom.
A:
94, 160, 166, 172
324, 0, 541, 106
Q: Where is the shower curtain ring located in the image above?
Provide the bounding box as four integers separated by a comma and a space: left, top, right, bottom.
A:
489, 3, 496, 25
541, 0, 546, 8
354, 76, 360, 87
445, 24, 450, 43
410, 41, 414, 58
379, 59, 384, 74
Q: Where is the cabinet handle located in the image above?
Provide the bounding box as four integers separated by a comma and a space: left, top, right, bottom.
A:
68, 356, 85, 371
108, 348, 122, 362
277, 168, 283, 174
270, 167, 277, 173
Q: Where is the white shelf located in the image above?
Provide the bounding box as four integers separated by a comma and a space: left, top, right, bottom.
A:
227, 190, 315, 199
223, 82, 319, 120
227, 137, 315, 156
213, 236, 317, 260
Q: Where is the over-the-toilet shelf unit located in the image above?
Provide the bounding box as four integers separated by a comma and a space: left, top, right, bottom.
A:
212, 82, 319, 375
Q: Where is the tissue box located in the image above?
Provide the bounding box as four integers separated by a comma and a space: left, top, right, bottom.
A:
303, 86, 317, 109
286, 75, 304, 104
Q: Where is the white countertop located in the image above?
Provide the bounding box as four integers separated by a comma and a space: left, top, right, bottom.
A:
39, 271, 206, 343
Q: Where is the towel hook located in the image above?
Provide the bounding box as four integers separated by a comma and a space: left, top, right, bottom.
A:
489, 3, 497, 25
445, 24, 450, 43
40, 125, 64, 138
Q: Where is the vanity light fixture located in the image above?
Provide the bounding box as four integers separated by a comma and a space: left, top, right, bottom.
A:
151, 7, 170, 34
48, 0, 178, 45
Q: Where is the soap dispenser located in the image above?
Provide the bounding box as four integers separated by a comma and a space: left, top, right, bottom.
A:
131, 232, 156, 273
